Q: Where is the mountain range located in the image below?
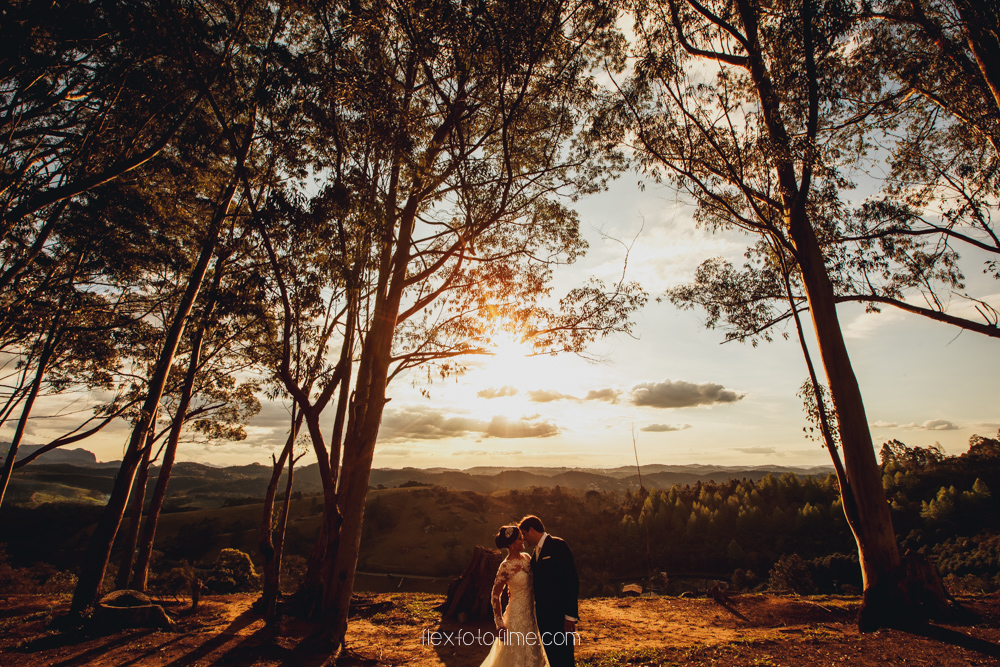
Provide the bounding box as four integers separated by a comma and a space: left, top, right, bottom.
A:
3, 446, 833, 507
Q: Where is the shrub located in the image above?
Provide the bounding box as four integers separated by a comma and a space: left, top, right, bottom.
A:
730, 568, 759, 592
148, 563, 198, 596
808, 553, 862, 593
0, 548, 76, 594
768, 554, 816, 594
204, 549, 259, 593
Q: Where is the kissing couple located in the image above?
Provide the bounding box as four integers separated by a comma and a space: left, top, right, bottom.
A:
479, 515, 579, 667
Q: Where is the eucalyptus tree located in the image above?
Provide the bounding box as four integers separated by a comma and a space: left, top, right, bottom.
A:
0, 250, 139, 509
213, 0, 642, 650
607, 0, 944, 628
68, 0, 286, 613
126, 248, 265, 592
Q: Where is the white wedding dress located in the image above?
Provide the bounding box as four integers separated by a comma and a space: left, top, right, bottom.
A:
480, 553, 550, 667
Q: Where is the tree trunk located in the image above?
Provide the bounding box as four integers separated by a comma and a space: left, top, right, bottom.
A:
266, 446, 297, 630
787, 209, 909, 629
728, 0, 914, 626
321, 289, 399, 650
0, 322, 62, 510
0, 265, 75, 510
440, 546, 503, 622
116, 425, 155, 590
131, 259, 224, 592
777, 251, 863, 536
70, 175, 236, 614
259, 411, 302, 626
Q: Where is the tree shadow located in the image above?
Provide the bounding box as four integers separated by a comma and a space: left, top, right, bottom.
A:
905, 623, 1000, 660
14, 627, 155, 667
196, 612, 344, 667
159, 607, 260, 667
429, 617, 495, 667
115, 634, 188, 667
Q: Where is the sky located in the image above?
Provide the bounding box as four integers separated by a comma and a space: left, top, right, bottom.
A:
350, 176, 1000, 471
13, 170, 998, 471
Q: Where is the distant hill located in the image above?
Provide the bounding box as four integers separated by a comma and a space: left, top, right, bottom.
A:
365, 463, 833, 493
3, 449, 833, 507
0, 443, 102, 466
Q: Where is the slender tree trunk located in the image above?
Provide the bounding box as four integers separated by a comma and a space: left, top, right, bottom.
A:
286, 295, 358, 618
70, 176, 237, 613
259, 411, 302, 623
0, 336, 59, 510
266, 446, 297, 629
131, 259, 225, 592
776, 250, 861, 534
726, 0, 909, 626
322, 283, 400, 649
116, 423, 155, 590
0, 279, 72, 510
787, 210, 907, 629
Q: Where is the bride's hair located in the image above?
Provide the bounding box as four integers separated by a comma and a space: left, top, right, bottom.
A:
494, 524, 520, 549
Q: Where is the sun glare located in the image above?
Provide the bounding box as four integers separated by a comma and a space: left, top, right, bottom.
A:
474, 330, 558, 392
488, 331, 534, 364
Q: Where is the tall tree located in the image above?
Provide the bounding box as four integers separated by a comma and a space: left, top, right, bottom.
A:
607, 0, 940, 628
68, 0, 279, 611
219, 0, 642, 651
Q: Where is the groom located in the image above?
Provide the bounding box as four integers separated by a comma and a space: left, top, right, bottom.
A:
519, 515, 579, 667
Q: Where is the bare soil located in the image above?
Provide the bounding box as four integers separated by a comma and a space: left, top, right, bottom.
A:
2, 591, 999, 666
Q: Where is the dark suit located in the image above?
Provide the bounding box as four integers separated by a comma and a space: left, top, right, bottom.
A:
530, 534, 579, 667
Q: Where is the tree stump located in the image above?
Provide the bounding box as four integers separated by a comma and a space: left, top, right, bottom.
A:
93, 590, 173, 630
439, 546, 503, 622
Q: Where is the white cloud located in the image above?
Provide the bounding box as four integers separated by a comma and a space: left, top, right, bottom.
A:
478, 386, 519, 399
528, 389, 576, 403
587, 213, 747, 293
921, 419, 959, 431
379, 405, 559, 441
631, 379, 745, 408
584, 388, 622, 403
894, 419, 961, 431
732, 446, 777, 455
844, 309, 905, 339
870, 421, 898, 428
640, 423, 692, 432
942, 292, 1000, 321
484, 416, 558, 439
523, 387, 622, 403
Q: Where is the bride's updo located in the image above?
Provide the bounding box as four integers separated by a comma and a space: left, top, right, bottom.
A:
494, 524, 520, 549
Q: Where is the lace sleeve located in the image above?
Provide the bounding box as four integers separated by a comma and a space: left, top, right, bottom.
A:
491, 561, 510, 629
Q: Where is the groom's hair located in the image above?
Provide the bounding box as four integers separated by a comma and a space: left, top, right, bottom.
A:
518, 515, 545, 534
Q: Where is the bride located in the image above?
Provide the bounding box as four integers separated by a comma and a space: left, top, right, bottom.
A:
479, 525, 550, 667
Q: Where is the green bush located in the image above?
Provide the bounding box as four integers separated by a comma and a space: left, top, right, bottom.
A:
730, 568, 759, 592
0, 548, 76, 594
204, 548, 259, 593
768, 554, 816, 594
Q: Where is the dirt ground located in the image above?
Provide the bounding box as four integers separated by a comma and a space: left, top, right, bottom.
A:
2, 591, 1000, 666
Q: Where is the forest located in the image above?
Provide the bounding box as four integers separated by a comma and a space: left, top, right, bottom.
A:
4, 433, 1000, 603
1, 0, 999, 655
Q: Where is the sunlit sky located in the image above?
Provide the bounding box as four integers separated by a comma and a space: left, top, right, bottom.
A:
8, 173, 1000, 470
